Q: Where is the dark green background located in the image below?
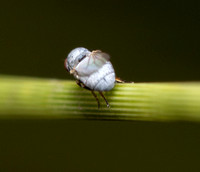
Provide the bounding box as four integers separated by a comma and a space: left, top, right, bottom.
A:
0, 0, 200, 171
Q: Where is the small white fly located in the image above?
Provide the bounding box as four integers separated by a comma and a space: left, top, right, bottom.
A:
65, 47, 123, 108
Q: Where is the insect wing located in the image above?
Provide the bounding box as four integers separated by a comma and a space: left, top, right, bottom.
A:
75, 51, 110, 76
93, 50, 110, 61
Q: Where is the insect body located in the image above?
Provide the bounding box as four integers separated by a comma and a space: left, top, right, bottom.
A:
65, 47, 118, 108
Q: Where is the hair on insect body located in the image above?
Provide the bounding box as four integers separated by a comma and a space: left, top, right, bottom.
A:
65, 47, 124, 108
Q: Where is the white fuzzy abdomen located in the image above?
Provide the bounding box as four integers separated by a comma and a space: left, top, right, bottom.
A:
79, 62, 115, 91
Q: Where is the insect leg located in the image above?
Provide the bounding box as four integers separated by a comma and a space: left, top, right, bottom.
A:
115, 77, 125, 83
76, 80, 82, 87
91, 91, 100, 109
76, 80, 91, 90
99, 91, 110, 108
76, 80, 100, 108
115, 77, 134, 83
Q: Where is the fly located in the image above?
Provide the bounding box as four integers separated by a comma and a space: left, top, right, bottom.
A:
64, 47, 123, 108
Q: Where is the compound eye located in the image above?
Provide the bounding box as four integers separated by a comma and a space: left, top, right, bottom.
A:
78, 55, 86, 62
64, 58, 70, 72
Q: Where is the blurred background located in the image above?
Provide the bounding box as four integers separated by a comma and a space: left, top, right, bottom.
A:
0, 0, 200, 171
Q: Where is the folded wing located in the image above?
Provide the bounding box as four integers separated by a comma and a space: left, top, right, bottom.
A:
75, 50, 110, 76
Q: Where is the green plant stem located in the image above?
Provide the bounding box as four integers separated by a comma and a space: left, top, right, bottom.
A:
0, 75, 200, 122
